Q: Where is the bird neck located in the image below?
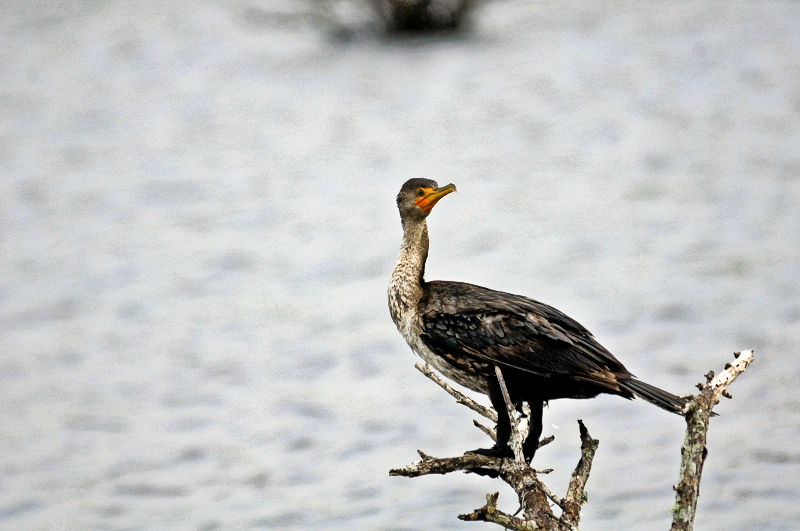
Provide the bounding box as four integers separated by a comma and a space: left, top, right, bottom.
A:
389, 218, 429, 323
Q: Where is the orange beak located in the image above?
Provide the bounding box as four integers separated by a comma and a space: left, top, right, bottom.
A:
414, 183, 457, 213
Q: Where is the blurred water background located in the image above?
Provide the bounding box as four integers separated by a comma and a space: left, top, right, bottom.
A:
2, 1, 799, 529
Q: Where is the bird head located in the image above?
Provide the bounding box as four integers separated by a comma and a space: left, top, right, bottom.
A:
396, 178, 457, 221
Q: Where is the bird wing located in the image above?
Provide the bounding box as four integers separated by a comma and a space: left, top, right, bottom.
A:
418, 281, 629, 381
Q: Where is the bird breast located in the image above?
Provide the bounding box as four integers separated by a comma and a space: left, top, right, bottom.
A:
391, 302, 492, 395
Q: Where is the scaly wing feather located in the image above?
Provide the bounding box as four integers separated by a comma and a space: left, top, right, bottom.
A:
419, 281, 630, 386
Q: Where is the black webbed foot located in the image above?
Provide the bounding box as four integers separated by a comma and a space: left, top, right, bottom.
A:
466, 444, 514, 459
465, 445, 513, 477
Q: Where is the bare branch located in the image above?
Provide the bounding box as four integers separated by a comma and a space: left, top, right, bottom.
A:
473, 419, 497, 441
390, 419, 599, 530
561, 420, 599, 527
707, 350, 753, 403
537, 480, 565, 509
538, 435, 556, 449
671, 350, 755, 531
495, 365, 526, 463
459, 492, 540, 530
390, 451, 506, 478
415, 362, 497, 422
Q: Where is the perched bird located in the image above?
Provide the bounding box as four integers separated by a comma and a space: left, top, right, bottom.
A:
388, 178, 686, 462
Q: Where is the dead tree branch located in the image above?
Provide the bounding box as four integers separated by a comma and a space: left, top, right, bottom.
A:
392, 363, 597, 530
392, 351, 754, 530
415, 362, 496, 422
671, 349, 755, 531
495, 365, 526, 463
390, 418, 598, 530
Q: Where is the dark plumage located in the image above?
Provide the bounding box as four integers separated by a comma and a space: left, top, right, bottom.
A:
388, 178, 686, 462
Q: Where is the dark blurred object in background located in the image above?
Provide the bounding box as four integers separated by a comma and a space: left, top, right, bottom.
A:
371, 0, 475, 32
264, 1, 477, 39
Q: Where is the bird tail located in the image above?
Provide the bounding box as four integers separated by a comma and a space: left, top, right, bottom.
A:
619, 378, 688, 415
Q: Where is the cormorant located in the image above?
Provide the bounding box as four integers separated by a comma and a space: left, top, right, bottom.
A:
388, 178, 686, 462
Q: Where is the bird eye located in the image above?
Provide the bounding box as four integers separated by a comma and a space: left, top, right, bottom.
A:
417, 189, 425, 197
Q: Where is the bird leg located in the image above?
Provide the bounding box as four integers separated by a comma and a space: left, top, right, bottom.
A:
466, 374, 514, 459
522, 400, 544, 463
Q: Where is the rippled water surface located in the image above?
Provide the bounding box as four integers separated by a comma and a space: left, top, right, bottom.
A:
2, 1, 799, 529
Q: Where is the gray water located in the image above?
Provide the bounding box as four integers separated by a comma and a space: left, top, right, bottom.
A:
1, 1, 799, 529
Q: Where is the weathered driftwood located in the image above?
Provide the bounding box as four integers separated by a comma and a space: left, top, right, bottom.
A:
391, 351, 754, 530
